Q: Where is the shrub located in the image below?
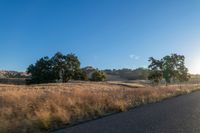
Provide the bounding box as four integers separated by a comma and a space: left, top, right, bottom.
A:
73, 69, 88, 81
91, 70, 106, 81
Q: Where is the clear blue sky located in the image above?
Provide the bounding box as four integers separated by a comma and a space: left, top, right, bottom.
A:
1, 0, 200, 73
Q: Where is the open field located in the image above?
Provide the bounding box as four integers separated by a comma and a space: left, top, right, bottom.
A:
0, 82, 200, 133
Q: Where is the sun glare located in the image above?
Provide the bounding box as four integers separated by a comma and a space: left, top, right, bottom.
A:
187, 57, 200, 74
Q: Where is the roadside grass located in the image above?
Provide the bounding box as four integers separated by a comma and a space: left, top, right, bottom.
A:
0, 82, 199, 133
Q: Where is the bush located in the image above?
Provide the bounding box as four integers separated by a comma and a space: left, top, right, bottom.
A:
73, 69, 88, 81
91, 70, 106, 81
148, 70, 163, 84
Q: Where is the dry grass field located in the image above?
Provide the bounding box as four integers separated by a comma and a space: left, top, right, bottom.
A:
0, 81, 200, 133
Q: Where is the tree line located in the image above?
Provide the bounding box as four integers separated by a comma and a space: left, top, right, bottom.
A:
26, 52, 106, 84
27, 52, 190, 85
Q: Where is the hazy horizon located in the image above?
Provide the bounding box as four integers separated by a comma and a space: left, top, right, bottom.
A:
1, 0, 200, 74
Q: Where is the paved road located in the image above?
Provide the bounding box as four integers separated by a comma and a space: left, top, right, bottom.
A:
55, 91, 200, 133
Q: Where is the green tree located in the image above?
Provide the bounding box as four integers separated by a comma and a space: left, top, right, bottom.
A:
148, 53, 190, 85
27, 56, 55, 84
51, 53, 81, 82
148, 57, 163, 71
148, 57, 163, 84
27, 52, 82, 84
62, 53, 81, 82
51, 52, 66, 81
162, 54, 189, 84
91, 70, 106, 81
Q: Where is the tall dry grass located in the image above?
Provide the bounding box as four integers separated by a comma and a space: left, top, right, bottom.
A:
0, 82, 199, 133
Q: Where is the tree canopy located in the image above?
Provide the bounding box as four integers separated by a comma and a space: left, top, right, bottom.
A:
27, 52, 83, 84
148, 53, 190, 84
27, 56, 55, 84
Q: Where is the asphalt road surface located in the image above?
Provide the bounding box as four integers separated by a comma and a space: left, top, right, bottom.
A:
54, 91, 200, 133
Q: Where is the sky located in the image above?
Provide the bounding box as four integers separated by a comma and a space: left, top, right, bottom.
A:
0, 0, 200, 74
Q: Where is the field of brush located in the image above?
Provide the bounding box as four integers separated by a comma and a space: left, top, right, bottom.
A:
0, 81, 200, 133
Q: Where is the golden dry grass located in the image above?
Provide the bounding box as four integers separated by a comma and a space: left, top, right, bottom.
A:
0, 82, 199, 133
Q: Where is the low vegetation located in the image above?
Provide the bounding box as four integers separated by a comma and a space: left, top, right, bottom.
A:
0, 82, 200, 133
91, 70, 106, 81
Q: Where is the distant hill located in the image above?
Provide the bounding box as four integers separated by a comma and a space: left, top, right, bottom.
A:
104, 68, 149, 81
82, 66, 149, 81
0, 70, 28, 78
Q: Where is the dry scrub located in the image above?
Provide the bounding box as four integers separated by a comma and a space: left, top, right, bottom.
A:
0, 82, 199, 133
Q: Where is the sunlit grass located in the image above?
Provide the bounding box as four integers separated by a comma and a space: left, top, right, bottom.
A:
0, 82, 199, 133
